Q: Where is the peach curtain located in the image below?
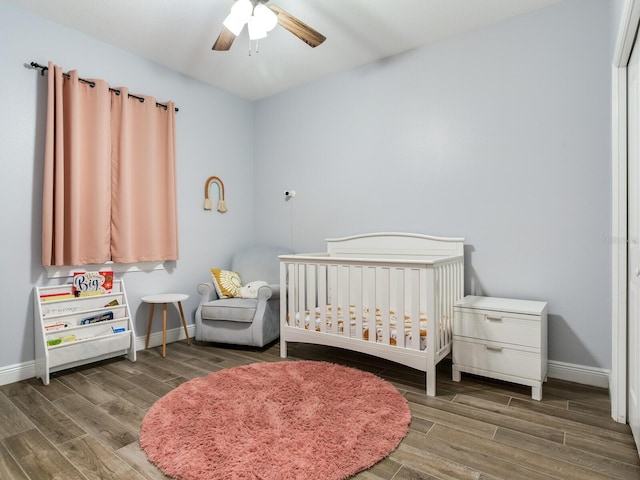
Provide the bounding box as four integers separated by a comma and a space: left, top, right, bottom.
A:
42, 63, 111, 266
42, 63, 178, 266
110, 88, 178, 263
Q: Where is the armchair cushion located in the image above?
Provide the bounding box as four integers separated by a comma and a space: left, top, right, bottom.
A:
201, 298, 257, 323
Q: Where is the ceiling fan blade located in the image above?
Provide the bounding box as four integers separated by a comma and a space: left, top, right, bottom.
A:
268, 4, 326, 48
212, 26, 236, 51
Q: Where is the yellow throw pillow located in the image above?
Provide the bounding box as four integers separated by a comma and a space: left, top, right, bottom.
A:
210, 269, 242, 298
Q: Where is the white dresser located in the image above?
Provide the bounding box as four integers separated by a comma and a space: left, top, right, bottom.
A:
452, 295, 548, 400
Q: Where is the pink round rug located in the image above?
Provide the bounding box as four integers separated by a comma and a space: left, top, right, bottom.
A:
139, 360, 411, 480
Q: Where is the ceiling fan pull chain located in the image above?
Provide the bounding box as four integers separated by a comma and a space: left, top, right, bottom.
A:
247, 40, 260, 56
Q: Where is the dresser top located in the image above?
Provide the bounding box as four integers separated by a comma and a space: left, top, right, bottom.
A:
454, 295, 547, 315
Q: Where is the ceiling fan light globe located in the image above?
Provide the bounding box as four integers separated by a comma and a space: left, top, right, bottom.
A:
253, 4, 278, 32
230, 0, 252, 19
248, 16, 267, 40
223, 13, 247, 36
222, 0, 252, 35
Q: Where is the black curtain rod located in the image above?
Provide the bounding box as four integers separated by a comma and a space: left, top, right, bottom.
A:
29, 62, 179, 112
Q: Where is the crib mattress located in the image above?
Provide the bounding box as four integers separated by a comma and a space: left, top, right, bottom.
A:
287, 305, 427, 350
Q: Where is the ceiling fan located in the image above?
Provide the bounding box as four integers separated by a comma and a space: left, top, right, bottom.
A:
212, 0, 326, 51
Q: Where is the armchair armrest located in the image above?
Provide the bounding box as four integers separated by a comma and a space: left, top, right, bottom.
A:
251, 283, 280, 341
257, 284, 280, 301
197, 282, 219, 305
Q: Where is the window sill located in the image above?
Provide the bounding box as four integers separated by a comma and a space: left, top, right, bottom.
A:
46, 261, 165, 278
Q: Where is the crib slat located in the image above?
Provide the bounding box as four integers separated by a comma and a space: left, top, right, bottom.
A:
329, 265, 339, 335
410, 268, 420, 351
396, 268, 405, 349
297, 264, 306, 330
341, 265, 350, 337
307, 264, 316, 332
378, 267, 390, 346
318, 264, 327, 333
352, 266, 363, 341
366, 267, 376, 343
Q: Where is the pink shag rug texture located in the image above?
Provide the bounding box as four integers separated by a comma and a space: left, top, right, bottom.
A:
139, 360, 411, 480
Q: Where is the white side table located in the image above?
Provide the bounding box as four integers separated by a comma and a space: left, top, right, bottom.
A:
452, 295, 548, 400
141, 293, 190, 358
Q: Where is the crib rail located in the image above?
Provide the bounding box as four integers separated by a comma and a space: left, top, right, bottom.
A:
280, 254, 463, 357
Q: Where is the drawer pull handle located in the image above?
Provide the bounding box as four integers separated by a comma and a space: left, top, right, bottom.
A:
486, 345, 503, 352
486, 316, 503, 322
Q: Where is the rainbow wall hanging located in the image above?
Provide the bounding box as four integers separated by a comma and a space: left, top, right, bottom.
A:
204, 176, 227, 213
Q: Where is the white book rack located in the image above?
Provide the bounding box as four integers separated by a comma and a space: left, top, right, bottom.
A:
34, 279, 136, 385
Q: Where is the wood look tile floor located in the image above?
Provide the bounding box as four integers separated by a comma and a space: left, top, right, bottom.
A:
0, 340, 638, 480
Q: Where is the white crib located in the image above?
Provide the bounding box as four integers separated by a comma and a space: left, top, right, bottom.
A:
279, 232, 464, 396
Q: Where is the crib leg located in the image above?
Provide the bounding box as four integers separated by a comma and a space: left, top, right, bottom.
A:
280, 337, 288, 359
426, 365, 436, 397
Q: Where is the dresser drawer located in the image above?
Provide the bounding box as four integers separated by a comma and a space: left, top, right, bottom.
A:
453, 339, 543, 381
453, 309, 540, 348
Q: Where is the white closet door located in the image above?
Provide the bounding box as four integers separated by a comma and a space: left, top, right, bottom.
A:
627, 37, 640, 450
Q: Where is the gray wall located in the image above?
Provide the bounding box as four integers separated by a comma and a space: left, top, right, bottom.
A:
0, 0, 619, 375
253, 0, 613, 369
0, 1, 254, 368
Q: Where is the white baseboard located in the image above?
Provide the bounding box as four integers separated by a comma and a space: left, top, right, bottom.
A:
0, 341, 610, 390
134, 324, 196, 351
0, 360, 36, 386
547, 360, 610, 389
0, 324, 197, 387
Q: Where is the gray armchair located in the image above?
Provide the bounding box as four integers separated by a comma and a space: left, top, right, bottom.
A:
195, 245, 290, 347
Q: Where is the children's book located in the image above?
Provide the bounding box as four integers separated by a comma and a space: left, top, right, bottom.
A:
72, 271, 114, 296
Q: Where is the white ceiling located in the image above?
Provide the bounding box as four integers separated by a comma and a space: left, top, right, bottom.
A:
7, 0, 563, 100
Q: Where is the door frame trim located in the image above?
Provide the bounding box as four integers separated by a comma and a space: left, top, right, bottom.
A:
612, 0, 640, 424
